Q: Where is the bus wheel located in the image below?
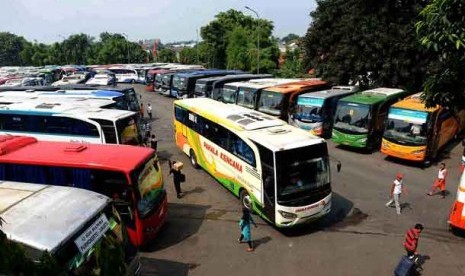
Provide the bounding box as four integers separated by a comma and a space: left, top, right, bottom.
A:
423, 159, 431, 168
131, 79, 136, 84
240, 190, 252, 210
190, 150, 199, 169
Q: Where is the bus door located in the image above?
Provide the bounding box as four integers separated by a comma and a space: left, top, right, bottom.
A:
255, 144, 275, 222
436, 109, 456, 149
425, 110, 439, 159
372, 101, 390, 148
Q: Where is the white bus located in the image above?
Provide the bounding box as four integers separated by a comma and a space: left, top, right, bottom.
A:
0, 101, 141, 145
108, 68, 139, 83
174, 98, 332, 227
0, 181, 141, 275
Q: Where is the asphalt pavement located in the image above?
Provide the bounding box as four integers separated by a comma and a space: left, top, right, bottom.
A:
131, 84, 465, 276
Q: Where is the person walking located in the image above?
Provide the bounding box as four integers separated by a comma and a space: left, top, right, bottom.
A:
403, 224, 424, 257
238, 207, 257, 252
140, 103, 144, 119
150, 134, 158, 151
385, 173, 407, 215
147, 103, 153, 120
169, 160, 183, 199
428, 163, 448, 198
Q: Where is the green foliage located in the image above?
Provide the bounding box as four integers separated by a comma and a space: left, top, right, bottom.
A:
416, 0, 465, 109
281, 33, 300, 43
0, 32, 147, 66
276, 47, 307, 78
157, 48, 177, 63
179, 47, 198, 64
200, 9, 279, 73
303, 0, 429, 90
0, 32, 27, 66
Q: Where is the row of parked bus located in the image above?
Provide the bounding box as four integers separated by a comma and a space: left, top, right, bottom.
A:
0, 84, 168, 274
147, 68, 465, 167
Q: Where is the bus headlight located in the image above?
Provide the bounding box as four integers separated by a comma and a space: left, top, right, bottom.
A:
278, 210, 297, 219
358, 137, 367, 143
412, 150, 424, 155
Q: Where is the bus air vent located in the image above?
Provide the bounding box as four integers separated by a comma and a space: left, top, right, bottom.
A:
0, 135, 37, 155
36, 103, 59, 109
64, 145, 87, 152
237, 119, 254, 126
227, 114, 244, 121
267, 128, 289, 134
25, 89, 35, 93
56, 90, 66, 93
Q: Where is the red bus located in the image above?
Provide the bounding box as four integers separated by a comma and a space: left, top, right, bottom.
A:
146, 69, 173, 92
0, 135, 167, 247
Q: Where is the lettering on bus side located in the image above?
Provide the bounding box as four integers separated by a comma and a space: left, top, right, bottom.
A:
203, 141, 243, 173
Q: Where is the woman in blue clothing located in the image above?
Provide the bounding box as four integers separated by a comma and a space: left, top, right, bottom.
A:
238, 207, 257, 252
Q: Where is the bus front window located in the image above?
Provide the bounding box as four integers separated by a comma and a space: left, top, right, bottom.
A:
221, 87, 237, 103
258, 90, 284, 116
173, 77, 186, 90
384, 108, 428, 146
295, 97, 324, 122
334, 102, 370, 134
236, 88, 255, 108
276, 145, 330, 204
133, 155, 164, 218
117, 115, 140, 145
195, 83, 206, 95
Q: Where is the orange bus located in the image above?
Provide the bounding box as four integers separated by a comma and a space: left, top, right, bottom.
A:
381, 93, 465, 166
0, 135, 167, 247
254, 79, 329, 122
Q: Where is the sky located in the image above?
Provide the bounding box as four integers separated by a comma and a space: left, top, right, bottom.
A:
0, 0, 317, 43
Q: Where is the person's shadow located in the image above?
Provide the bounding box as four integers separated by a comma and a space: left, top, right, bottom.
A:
182, 187, 205, 196
253, 236, 272, 250
414, 255, 431, 275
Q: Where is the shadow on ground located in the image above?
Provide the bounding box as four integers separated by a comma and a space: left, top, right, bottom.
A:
140, 257, 199, 276
142, 203, 210, 252
280, 192, 357, 237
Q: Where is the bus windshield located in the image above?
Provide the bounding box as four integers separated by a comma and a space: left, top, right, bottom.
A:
162, 75, 171, 86
195, 83, 206, 95
155, 74, 163, 84
384, 108, 428, 146
236, 88, 255, 108
276, 145, 330, 203
117, 115, 140, 145
173, 76, 186, 90
334, 102, 370, 134
296, 96, 325, 122
258, 90, 284, 116
221, 87, 237, 103
124, 88, 140, 112
132, 154, 164, 218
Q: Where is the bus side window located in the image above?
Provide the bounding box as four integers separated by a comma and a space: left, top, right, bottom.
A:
174, 106, 187, 124
228, 132, 256, 167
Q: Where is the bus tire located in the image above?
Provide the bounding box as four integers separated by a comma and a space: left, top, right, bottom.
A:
240, 189, 252, 211
190, 150, 199, 169
423, 159, 431, 168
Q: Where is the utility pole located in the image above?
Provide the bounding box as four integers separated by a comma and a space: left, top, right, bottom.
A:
196, 29, 200, 64
245, 6, 260, 74
122, 33, 130, 64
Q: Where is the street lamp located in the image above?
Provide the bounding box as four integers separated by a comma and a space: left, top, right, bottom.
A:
122, 33, 130, 64
245, 6, 260, 74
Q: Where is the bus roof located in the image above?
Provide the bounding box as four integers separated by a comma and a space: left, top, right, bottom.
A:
339, 87, 405, 105
262, 79, 327, 94
224, 78, 301, 90
390, 92, 439, 112
0, 181, 109, 253
0, 135, 153, 173
298, 85, 359, 99
0, 95, 116, 108
175, 98, 324, 151
0, 89, 124, 98
0, 101, 136, 120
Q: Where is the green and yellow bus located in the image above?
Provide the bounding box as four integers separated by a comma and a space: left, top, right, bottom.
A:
332, 88, 411, 150
173, 98, 332, 227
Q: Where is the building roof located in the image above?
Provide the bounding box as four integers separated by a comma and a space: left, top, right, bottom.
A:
175, 98, 324, 151
0, 135, 153, 173
0, 182, 108, 253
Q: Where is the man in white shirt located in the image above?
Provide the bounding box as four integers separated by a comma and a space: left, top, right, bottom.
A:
386, 173, 407, 215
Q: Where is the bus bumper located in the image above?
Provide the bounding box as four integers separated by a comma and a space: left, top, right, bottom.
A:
275, 194, 332, 227
331, 130, 367, 148
141, 192, 168, 245
381, 139, 426, 161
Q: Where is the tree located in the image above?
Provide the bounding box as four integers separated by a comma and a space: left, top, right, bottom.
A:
416, 0, 465, 110
302, 0, 429, 89
0, 32, 27, 66
226, 27, 250, 70
157, 48, 177, 63
200, 9, 279, 73
61, 34, 93, 64
179, 47, 198, 64
281, 33, 300, 44
277, 47, 306, 78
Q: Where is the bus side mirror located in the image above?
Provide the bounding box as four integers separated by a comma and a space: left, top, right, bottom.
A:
337, 161, 342, 173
